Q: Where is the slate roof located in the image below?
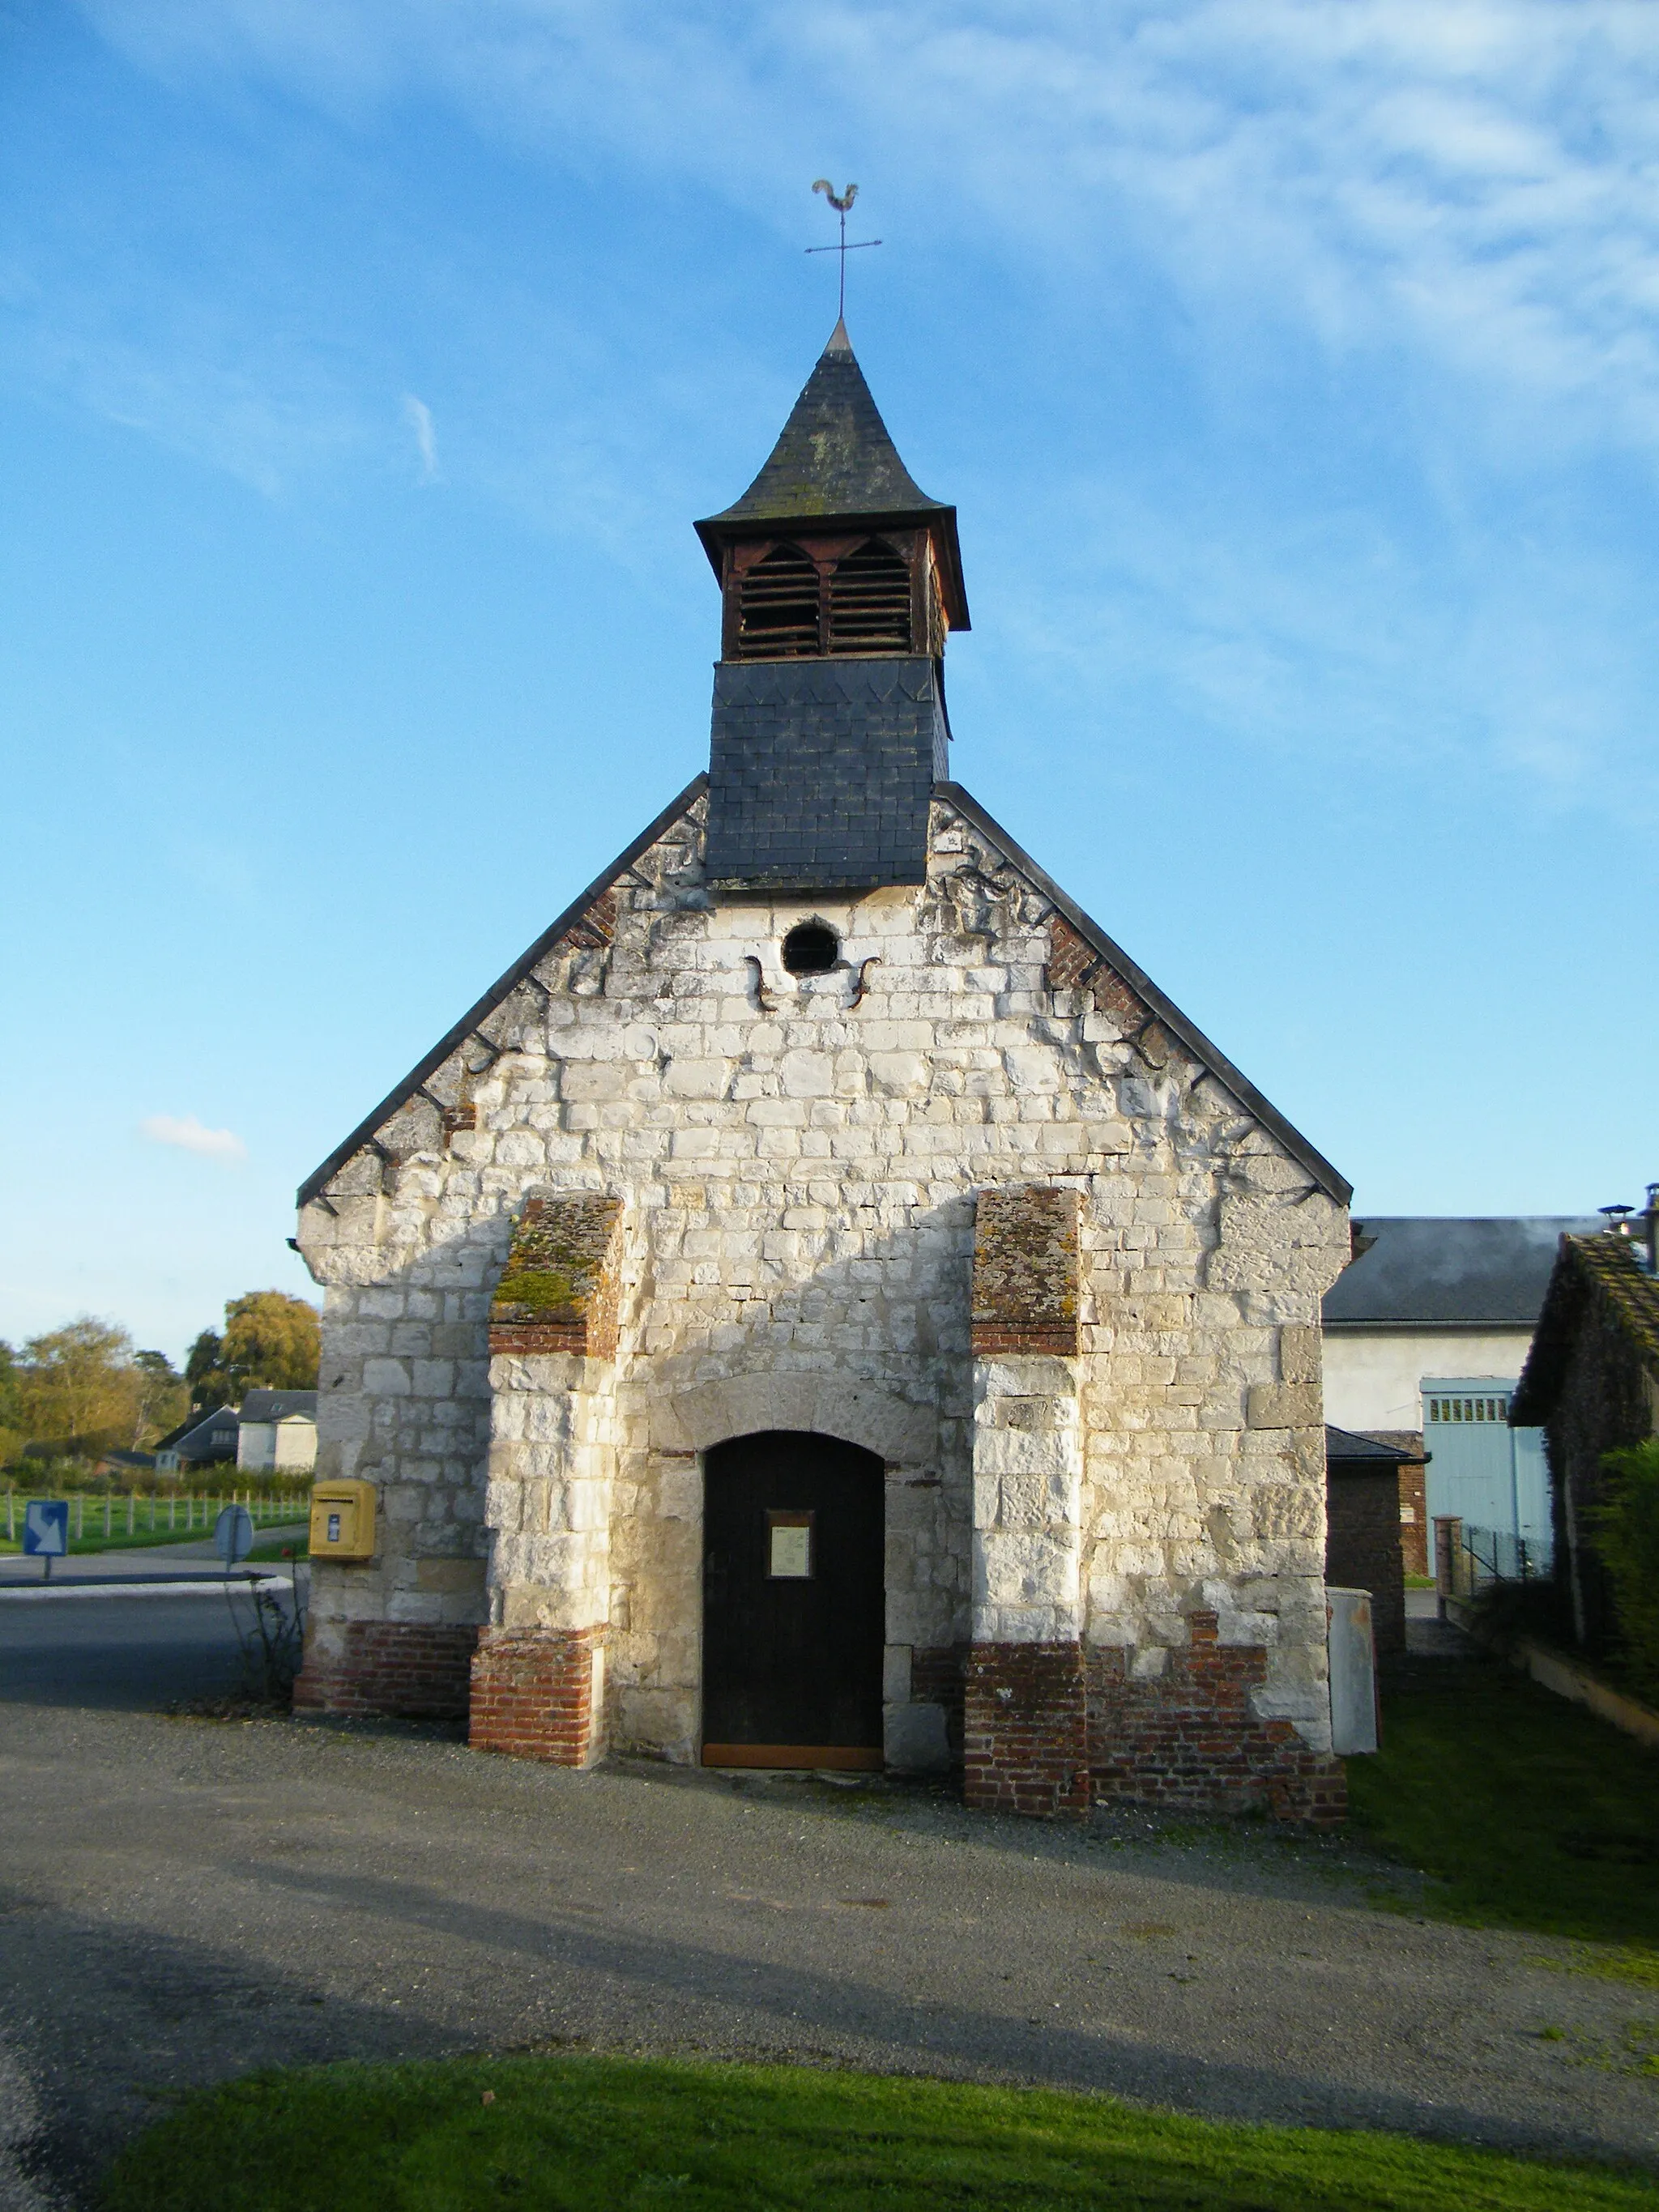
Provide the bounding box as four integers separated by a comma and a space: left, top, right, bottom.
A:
239, 1390, 318, 1423
1325, 1424, 1427, 1468
1510, 1233, 1659, 1425
694, 322, 970, 629
704, 320, 945, 525
165, 1407, 240, 1461
1322, 1217, 1606, 1328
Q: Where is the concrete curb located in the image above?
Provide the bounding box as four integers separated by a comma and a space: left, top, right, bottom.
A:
0, 1575, 293, 1603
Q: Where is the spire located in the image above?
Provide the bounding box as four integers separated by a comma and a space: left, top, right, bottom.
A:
705, 322, 945, 525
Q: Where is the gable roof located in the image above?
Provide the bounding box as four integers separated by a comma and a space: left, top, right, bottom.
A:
1322, 1216, 1605, 1328
937, 784, 1350, 1204
239, 1390, 318, 1424
297, 777, 709, 1208
300, 774, 1350, 1213
1510, 1233, 1659, 1424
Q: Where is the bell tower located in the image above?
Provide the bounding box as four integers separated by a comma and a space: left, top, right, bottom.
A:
694, 321, 969, 893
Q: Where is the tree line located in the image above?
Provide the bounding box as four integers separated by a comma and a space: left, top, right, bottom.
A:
0, 1290, 321, 1467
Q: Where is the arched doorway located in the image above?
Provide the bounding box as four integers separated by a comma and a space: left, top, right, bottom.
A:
702, 1430, 885, 1769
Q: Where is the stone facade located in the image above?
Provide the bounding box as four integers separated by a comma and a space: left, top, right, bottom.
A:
296, 786, 1351, 1816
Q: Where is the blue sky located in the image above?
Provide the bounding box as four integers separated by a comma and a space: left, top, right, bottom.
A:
3, 1, 1656, 1362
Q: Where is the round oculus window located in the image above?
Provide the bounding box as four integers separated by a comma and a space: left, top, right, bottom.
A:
781, 922, 839, 976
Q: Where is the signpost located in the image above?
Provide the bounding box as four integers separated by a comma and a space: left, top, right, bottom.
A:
22, 1501, 70, 1581
215, 1503, 254, 1570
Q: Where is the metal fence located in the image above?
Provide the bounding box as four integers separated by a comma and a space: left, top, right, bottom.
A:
3, 1489, 309, 1545
1435, 1514, 1552, 1600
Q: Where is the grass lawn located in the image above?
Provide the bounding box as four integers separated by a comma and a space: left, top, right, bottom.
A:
98, 2053, 1658, 2211
1349, 1652, 1659, 1953
0, 1519, 309, 1560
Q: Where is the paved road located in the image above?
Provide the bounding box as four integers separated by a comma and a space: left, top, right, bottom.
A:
0, 1664, 1656, 2207
0, 1541, 305, 1712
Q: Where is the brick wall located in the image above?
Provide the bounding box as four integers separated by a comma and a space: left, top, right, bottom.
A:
963, 1643, 1090, 1818
970, 1186, 1080, 1357
1086, 1613, 1346, 1824
488, 1194, 623, 1358
1325, 1469, 1406, 1660
292, 1622, 478, 1722
470, 1626, 601, 1765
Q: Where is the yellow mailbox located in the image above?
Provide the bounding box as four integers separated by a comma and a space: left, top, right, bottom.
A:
309, 1480, 377, 1562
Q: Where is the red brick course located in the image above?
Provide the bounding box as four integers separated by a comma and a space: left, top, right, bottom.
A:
470, 1626, 601, 1765
1086, 1612, 1346, 1825
963, 1642, 1091, 1818
292, 1622, 479, 1722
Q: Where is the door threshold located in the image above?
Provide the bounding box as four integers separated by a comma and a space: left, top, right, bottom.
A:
702, 1744, 884, 1771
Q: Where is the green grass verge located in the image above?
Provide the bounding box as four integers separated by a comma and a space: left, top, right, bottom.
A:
1349, 1654, 1659, 1951
0, 1519, 308, 1559
98, 2053, 1657, 2211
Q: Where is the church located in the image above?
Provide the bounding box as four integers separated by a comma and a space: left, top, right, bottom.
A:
294, 321, 1353, 1821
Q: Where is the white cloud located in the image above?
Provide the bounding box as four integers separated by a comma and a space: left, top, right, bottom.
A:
402, 391, 438, 480
56, 1, 1659, 478
139, 1114, 247, 1162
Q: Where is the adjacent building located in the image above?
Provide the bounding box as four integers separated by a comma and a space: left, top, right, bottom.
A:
236, 1390, 319, 1475
1321, 1216, 1601, 1571
1512, 1212, 1659, 1650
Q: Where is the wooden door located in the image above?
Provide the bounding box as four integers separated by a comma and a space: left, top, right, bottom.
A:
702, 1430, 885, 1769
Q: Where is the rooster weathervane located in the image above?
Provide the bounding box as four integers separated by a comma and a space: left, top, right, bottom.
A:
807, 180, 882, 320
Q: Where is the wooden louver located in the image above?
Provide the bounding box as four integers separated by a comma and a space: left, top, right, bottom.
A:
737, 544, 821, 658
828, 538, 911, 653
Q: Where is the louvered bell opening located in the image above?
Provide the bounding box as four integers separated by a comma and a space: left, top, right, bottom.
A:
736, 544, 821, 658
828, 539, 912, 654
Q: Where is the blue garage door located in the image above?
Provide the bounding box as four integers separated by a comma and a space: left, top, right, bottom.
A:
1422, 1379, 1551, 1552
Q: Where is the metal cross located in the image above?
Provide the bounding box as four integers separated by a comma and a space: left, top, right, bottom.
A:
808, 180, 882, 320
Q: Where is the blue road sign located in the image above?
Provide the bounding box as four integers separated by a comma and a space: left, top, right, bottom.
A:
23, 1500, 69, 1579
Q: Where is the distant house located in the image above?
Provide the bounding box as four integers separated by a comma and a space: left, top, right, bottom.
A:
153, 1405, 240, 1472
1324, 1426, 1422, 1661
93, 1448, 156, 1480
237, 1390, 318, 1475
1512, 1217, 1659, 1651
1321, 1217, 1601, 1568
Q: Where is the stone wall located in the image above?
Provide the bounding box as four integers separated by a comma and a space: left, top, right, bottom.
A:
296, 790, 1350, 1812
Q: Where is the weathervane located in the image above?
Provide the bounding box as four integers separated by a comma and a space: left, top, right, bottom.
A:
808, 180, 882, 320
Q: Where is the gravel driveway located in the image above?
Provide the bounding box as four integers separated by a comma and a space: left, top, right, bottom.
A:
2, 1686, 1657, 2206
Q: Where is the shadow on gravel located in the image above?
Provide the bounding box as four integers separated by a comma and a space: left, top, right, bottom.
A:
228, 1855, 1618, 2163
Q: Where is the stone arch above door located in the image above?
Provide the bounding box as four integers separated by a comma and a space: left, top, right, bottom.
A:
645, 1370, 939, 1468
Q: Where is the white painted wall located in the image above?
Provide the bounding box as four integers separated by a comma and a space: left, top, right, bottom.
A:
1321, 1329, 1535, 1432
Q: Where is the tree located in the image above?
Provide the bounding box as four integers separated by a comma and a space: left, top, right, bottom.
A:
186, 1328, 231, 1414
185, 1293, 320, 1413
131, 1350, 189, 1447
0, 1341, 23, 1468
221, 1290, 320, 1393
16, 1319, 143, 1459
